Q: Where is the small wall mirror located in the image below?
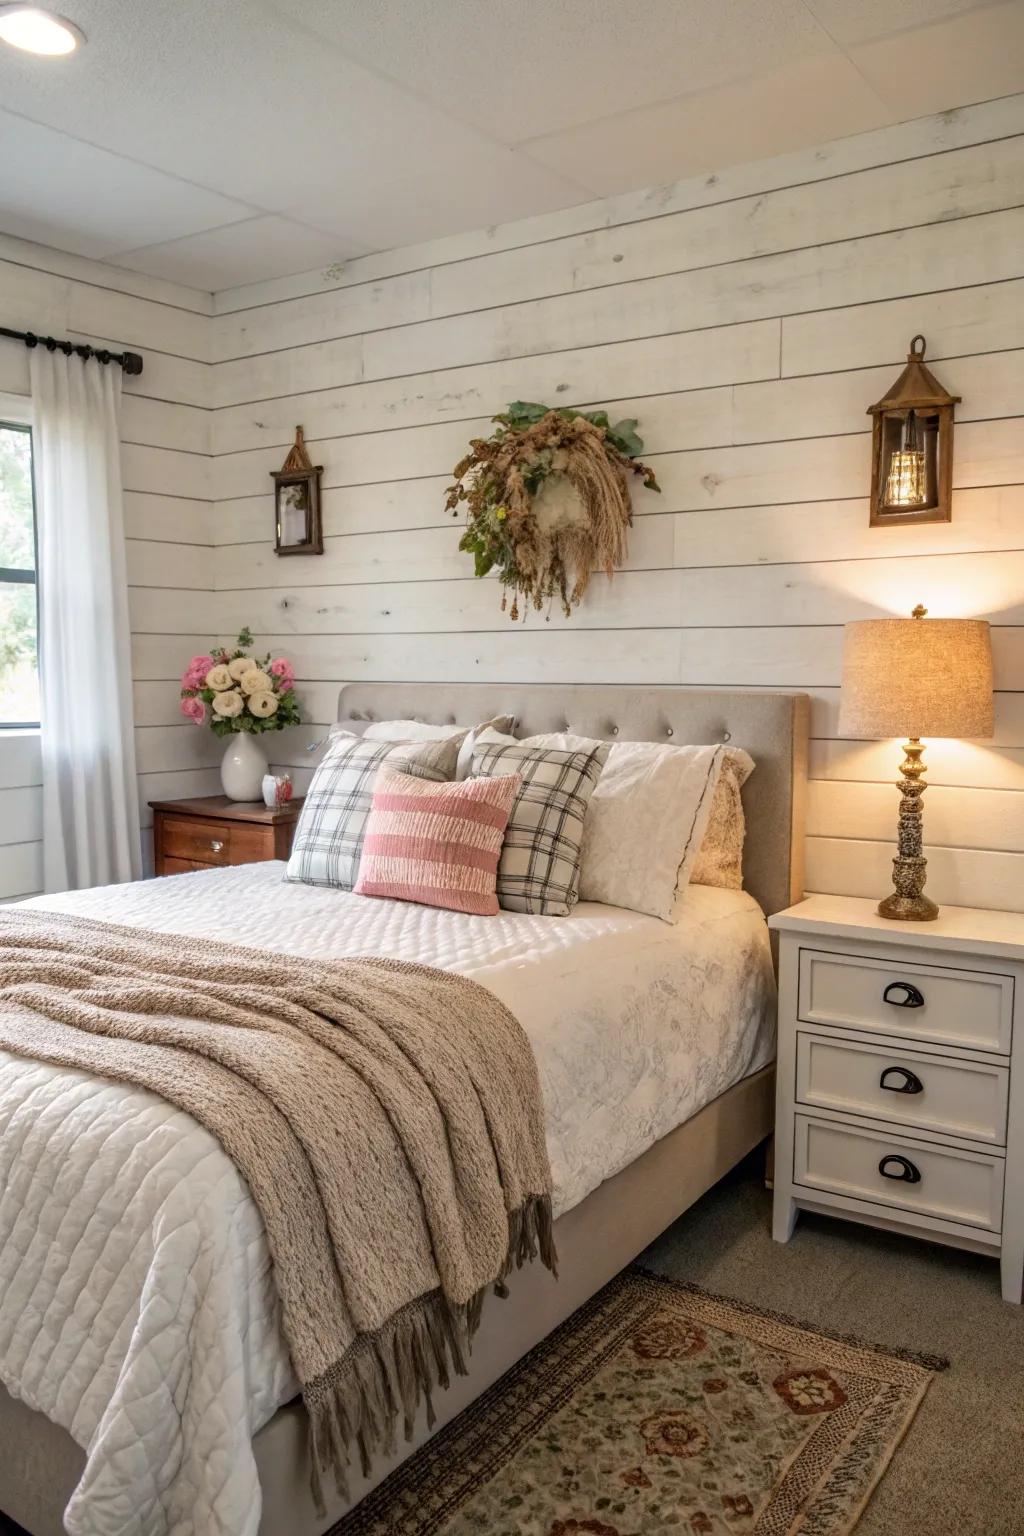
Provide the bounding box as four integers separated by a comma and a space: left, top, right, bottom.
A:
272, 426, 323, 555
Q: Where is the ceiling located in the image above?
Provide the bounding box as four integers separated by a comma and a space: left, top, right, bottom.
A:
0, 0, 1022, 294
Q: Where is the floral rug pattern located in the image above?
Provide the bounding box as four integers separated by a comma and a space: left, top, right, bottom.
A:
336, 1271, 943, 1536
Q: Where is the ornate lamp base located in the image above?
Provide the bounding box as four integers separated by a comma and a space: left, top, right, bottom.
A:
879, 887, 940, 922
878, 738, 940, 922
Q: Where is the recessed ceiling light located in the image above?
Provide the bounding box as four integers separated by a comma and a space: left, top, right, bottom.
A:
0, 5, 84, 54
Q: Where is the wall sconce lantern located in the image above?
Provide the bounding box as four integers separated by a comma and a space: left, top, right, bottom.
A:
272, 426, 324, 556
868, 335, 959, 527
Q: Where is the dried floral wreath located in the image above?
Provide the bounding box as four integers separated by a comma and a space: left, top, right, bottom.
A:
447, 401, 660, 618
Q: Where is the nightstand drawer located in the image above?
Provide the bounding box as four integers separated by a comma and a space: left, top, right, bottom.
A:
796, 1032, 1009, 1146
161, 817, 235, 866
798, 948, 1013, 1054
160, 817, 276, 868
794, 1114, 1004, 1233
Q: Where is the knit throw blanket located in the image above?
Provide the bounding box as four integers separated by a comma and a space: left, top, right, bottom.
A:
0, 909, 555, 1508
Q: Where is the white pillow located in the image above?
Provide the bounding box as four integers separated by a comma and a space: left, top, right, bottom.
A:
522, 732, 752, 921
359, 716, 516, 779
360, 715, 514, 742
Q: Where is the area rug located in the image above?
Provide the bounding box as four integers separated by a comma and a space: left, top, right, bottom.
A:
335, 1268, 946, 1536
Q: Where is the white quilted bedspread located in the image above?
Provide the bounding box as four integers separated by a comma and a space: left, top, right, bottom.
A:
1, 864, 774, 1536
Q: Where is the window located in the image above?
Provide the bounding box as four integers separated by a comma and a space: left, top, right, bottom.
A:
0, 419, 38, 727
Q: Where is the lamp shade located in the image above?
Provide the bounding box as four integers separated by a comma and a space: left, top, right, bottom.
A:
838, 615, 994, 739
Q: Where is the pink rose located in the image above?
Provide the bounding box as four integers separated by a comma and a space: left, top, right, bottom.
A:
180, 695, 206, 725
269, 657, 295, 692
182, 654, 215, 690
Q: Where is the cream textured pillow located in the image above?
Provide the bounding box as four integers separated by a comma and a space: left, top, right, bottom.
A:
522, 733, 749, 920
690, 749, 754, 888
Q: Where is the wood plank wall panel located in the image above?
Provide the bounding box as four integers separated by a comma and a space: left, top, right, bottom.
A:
0, 238, 218, 898
207, 95, 1024, 914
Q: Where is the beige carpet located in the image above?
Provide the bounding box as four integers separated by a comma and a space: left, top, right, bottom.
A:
643, 1152, 1024, 1536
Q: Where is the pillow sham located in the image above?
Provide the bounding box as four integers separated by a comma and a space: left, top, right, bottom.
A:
469, 741, 609, 916
521, 733, 749, 920
285, 730, 464, 891
360, 714, 515, 742
690, 749, 754, 889
353, 768, 521, 915
360, 715, 517, 780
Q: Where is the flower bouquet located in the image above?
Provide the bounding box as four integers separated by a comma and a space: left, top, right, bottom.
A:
180, 627, 301, 801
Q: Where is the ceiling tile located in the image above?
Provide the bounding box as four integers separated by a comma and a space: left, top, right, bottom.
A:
110, 215, 371, 291
0, 108, 255, 259
520, 53, 893, 198
284, 145, 597, 253
848, 2, 1024, 116
267, 0, 836, 144
0, 0, 588, 218
804, 0, 996, 46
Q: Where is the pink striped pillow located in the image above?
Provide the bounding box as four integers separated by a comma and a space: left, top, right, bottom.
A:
353, 768, 521, 915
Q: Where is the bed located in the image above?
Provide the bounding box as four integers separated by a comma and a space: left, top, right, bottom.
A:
0, 683, 808, 1536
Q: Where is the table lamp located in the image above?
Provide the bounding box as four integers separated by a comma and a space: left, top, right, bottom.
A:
838, 604, 993, 920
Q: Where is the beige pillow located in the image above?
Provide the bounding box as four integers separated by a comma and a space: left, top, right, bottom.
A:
690, 750, 754, 889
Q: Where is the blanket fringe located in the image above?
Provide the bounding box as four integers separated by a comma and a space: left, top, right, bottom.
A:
304, 1193, 555, 1515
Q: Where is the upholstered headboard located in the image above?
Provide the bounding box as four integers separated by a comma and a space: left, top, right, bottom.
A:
336, 684, 809, 920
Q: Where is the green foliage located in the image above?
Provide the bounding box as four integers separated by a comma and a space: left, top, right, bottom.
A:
495, 402, 652, 466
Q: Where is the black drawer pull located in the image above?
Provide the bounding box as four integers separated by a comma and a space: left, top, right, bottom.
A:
878, 1154, 921, 1184
879, 1066, 924, 1095
883, 981, 925, 1009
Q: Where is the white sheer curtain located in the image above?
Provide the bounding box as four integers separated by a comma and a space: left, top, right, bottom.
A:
30, 348, 142, 891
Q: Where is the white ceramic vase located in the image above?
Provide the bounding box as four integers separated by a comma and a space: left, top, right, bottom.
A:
220, 731, 269, 801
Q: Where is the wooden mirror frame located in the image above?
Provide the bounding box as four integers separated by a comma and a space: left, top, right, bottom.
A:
272, 427, 324, 556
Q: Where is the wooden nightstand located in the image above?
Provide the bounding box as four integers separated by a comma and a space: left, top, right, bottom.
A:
150, 795, 304, 877
769, 895, 1024, 1303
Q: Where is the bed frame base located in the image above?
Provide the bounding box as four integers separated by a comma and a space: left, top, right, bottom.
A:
0, 1066, 773, 1536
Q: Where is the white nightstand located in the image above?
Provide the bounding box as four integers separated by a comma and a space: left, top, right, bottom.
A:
769, 896, 1024, 1303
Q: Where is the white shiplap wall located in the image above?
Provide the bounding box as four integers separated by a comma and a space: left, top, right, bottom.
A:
208, 93, 1024, 914
0, 236, 218, 898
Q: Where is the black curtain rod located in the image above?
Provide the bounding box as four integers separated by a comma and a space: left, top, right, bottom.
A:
0, 325, 143, 376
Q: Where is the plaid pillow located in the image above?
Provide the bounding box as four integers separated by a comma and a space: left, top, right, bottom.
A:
286, 730, 463, 890
470, 741, 609, 916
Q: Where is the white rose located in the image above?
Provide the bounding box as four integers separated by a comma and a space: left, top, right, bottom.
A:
228, 656, 257, 681
205, 663, 233, 692
241, 667, 273, 695
212, 689, 244, 718
248, 690, 279, 719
